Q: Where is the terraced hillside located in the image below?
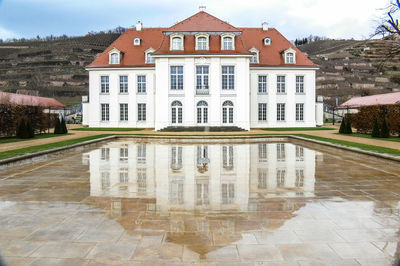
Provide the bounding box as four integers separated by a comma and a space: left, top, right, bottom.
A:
299, 38, 400, 106
0, 33, 120, 105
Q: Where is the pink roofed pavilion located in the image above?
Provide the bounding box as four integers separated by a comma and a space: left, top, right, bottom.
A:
339, 92, 400, 109
0, 92, 65, 109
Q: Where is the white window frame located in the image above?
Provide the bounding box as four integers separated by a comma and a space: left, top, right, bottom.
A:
108, 48, 121, 64
264, 37, 271, 45
144, 47, 155, 64
196, 66, 209, 90
277, 103, 285, 121
171, 101, 183, 125
222, 101, 234, 124
258, 103, 267, 121
120, 103, 128, 121
170, 66, 184, 90
296, 103, 304, 121
119, 75, 128, 94
196, 100, 208, 124
133, 37, 141, 46
101, 103, 109, 122
221, 66, 234, 90
277, 75, 286, 94
170, 34, 184, 51
137, 75, 146, 93
221, 33, 235, 50
100, 76, 109, 94
296, 75, 304, 93
195, 33, 209, 50
283, 47, 296, 64
258, 75, 267, 93
137, 103, 146, 122
249, 47, 259, 64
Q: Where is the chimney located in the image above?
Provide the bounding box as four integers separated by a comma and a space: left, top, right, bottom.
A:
262, 22, 268, 31
136, 21, 142, 31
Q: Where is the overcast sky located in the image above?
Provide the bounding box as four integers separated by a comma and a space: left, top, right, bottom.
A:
0, 0, 391, 41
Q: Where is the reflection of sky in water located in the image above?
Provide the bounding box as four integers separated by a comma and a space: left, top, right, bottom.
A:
83, 141, 319, 213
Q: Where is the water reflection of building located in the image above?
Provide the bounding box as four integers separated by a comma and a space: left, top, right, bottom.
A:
84, 141, 317, 214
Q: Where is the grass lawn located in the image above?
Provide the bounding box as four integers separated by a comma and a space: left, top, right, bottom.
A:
337, 133, 400, 143
0, 134, 111, 160
261, 127, 335, 131
0, 133, 70, 144
295, 134, 400, 157
71, 127, 145, 131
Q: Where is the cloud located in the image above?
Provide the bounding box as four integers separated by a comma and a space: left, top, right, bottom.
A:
0, 26, 19, 40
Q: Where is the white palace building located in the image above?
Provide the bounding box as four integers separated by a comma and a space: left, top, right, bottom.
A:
83, 10, 323, 130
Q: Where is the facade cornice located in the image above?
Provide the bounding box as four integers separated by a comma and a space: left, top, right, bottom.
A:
152, 53, 252, 58
86, 66, 155, 71
250, 65, 319, 70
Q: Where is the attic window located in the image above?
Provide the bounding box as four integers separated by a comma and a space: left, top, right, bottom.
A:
110, 53, 119, 64
134, 38, 141, 46
221, 33, 235, 50
249, 48, 259, 64
286, 52, 294, 64
144, 47, 156, 64
223, 37, 233, 50
264, 37, 271, 45
170, 34, 184, 51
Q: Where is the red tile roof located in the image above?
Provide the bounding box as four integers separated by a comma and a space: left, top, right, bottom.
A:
88, 11, 315, 68
0, 92, 66, 109
339, 92, 400, 109
167, 11, 240, 32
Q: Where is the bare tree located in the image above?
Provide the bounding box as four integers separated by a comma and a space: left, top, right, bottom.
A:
376, 0, 400, 36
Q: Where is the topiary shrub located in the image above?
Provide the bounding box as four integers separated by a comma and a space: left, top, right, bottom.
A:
339, 118, 346, 134
61, 117, 68, 134
54, 117, 62, 134
371, 117, 380, 138
380, 117, 390, 138
345, 116, 353, 134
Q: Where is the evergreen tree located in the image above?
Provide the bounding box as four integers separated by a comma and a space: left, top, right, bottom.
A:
345, 116, 352, 134
16, 118, 26, 138
339, 118, 346, 133
61, 117, 68, 134
380, 117, 390, 138
371, 117, 380, 137
54, 117, 61, 134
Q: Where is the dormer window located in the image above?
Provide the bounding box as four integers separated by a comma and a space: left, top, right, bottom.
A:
111, 53, 119, 64
133, 38, 141, 46
264, 37, 271, 45
221, 33, 235, 50
108, 48, 121, 64
223, 37, 233, 50
144, 47, 156, 64
286, 53, 294, 63
170, 34, 184, 51
249, 48, 259, 64
283, 47, 296, 64
195, 33, 209, 51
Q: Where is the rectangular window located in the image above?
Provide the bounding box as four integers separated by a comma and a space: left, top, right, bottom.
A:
258, 143, 267, 162
101, 103, 109, 121
277, 103, 285, 121
137, 169, 147, 193
295, 169, 304, 187
170, 66, 183, 90
119, 76, 128, 93
137, 75, 146, 93
277, 143, 285, 162
120, 168, 129, 183
258, 103, 267, 121
137, 144, 146, 164
296, 146, 304, 162
196, 66, 209, 90
120, 103, 128, 121
276, 169, 286, 187
296, 76, 304, 93
277, 75, 285, 93
222, 66, 234, 90
101, 76, 109, 93
120, 146, 128, 162
258, 75, 267, 93
137, 103, 146, 121
296, 103, 304, 121
258, 169, 267, 189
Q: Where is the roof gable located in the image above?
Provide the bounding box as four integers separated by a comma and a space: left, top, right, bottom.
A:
167, 11, 239, 32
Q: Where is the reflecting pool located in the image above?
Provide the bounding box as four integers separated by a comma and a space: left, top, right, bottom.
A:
0, 139, 399, 265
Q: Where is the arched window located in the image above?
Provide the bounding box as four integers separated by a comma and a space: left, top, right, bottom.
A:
146, 53, 154, 64
197, 37, 207, 50
286, 52, 294, 64
222, 101, 233, 124
110, 53, 119, 64
223, 37, 233, 50
171, 101, 183, 124
197, 101, 208, 124
172, 37, 183, 50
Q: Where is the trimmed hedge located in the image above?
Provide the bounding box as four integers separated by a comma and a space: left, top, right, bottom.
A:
352, 104, 400, 136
